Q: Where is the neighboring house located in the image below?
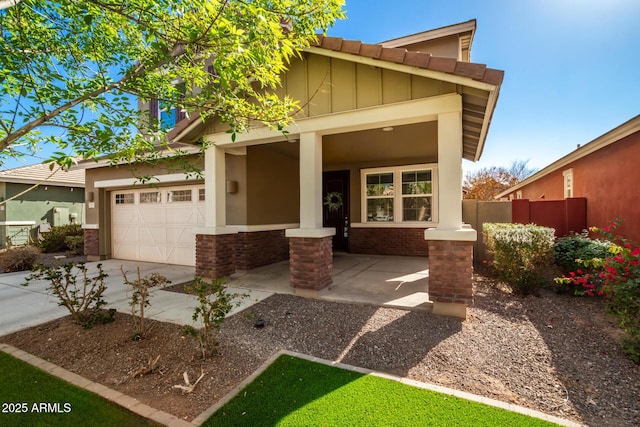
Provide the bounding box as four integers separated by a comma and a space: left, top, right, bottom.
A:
80, 20, 503, 318
496, 114, 640, 243
0, 163, 85, 248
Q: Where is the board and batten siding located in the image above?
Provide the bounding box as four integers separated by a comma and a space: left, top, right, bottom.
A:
206, 54, 456, 134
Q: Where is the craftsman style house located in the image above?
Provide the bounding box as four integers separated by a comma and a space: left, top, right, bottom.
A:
80, 20, 503, 318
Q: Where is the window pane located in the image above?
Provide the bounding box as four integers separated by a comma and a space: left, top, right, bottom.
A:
167, 189, 192, 202
139, 191, 161, 203
402, 196, 431, 221
115, 193, 134, 205
402, 170, 432, 195
198, 188, 205, 201
366, 198, 394, 222
160, 109, 176, 130
366, 173, 394, 196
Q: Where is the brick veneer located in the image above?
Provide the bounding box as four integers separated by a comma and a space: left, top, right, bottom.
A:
235, 230, 289, 270
427, 240, 473, 305
195, 233, 236, 279
289, 236, 333, 290
350, 227, 429, 256
84, 228, 99, 257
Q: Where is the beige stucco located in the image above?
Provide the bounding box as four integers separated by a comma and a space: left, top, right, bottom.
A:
397, 34, 461, 58
245, 142, 300, 225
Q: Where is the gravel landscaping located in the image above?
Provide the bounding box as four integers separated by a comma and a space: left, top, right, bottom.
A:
1, 271, 638, 426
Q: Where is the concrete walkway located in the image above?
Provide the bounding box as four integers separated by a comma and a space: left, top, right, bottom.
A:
0, 259, 272, 336
0, 254, 431, 336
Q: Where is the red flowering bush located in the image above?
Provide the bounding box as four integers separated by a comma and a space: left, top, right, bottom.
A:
555, 219, 640, 362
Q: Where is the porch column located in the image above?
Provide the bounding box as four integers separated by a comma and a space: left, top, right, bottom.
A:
195, 145, 237, 279
285, 131, 335, 295
424, 110, 476, 319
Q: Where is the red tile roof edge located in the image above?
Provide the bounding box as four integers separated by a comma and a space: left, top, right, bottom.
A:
313, 35, 503, 86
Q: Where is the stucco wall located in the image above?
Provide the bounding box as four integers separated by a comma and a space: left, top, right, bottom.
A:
0, 183, 84, 247
246, 143, 300, 225
505, 131, 640, 242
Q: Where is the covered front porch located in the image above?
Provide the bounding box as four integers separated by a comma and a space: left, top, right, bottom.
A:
226, 253, 431, 311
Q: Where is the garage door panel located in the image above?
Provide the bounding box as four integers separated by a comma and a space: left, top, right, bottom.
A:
166, 227, 195, 244
111, 185, 204, 266
138, 226, 168, 244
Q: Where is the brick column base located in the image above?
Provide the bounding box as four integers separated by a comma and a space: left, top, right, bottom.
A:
84, 228, 100, 259
289, 236, 333, 292
428, 240, 473, 318
196, 234, 236, 279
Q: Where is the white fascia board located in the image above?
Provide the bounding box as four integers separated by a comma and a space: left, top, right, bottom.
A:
207, 94, 462, 146
73, 145, 202, 170
93, 172, 200, 188
474, 86, 501, 162
303, 46, 497, 92
379, 20, 476, 47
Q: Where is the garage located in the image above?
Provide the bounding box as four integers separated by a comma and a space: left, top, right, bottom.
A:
111, 185, 205, 266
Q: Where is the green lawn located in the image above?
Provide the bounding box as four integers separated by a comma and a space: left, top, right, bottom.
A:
205, 354, 560, 427
0, 351, 160, 427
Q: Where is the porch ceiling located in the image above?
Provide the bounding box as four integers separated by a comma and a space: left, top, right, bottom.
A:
323, 121, 438, 165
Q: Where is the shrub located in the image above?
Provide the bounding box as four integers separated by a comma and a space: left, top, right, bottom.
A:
65, 235, 84, 255
554, 231, 612, 273
24, 262, 113, 328
182, 277, 244, 359
38, 224, 83, 253
0, 245, 39, 272
555, 219, 640, 363
122, 267, 170, 340
483, 223, 555, 295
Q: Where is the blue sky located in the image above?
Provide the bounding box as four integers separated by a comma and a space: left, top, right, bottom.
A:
328, 0, 640, 175
3, 0, 639, 176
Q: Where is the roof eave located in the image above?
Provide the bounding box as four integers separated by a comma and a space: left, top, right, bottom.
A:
495, 114, 640, 199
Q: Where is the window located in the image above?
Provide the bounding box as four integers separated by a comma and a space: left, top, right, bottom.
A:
361, 165, 437, 223
167, 189, 192, 202
148, 83, 186, 131
198, 188, 205, 201
563, 169, 573, 198
139, 191, 161, 204
115, 193, 134, 205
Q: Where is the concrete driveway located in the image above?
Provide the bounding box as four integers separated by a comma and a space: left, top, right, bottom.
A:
0, 260, 273, 336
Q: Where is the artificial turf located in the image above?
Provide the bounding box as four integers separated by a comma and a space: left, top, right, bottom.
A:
205, 354, 560, 427
0, 351, 160, 427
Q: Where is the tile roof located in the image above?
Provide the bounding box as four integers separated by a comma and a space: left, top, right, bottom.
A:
312, 35, 504, 86
0, 163, 85, 187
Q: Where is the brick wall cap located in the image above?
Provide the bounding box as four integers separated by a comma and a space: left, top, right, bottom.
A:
286, 228, 336, 238
194, 226, 239, 236
424, 228, 477, 241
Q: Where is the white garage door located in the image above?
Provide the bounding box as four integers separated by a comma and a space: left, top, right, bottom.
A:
111, 185, 205, 266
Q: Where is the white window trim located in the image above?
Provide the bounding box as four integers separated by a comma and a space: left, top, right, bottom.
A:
563, 168, 574, 198
360, 163, 438, 225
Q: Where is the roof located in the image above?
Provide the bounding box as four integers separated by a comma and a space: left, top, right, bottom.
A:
495, 114, 640, 199
312, 34, 502, 86
0, 163, 85, 187
379, 19, 476, 57
379, 19, 476, 45
169, 22, 504, 161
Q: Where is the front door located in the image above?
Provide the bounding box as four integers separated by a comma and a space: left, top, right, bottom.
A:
322, 170, 350, 252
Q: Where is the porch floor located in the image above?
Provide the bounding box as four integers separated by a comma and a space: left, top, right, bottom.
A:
227, 253, 432, 311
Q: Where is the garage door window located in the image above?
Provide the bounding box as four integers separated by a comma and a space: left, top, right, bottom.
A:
140, 191, 161, 203
115, 193, 134, 205
168, 189, 192, 202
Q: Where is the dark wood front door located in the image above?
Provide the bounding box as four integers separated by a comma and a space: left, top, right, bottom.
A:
323, 170, 350, 252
